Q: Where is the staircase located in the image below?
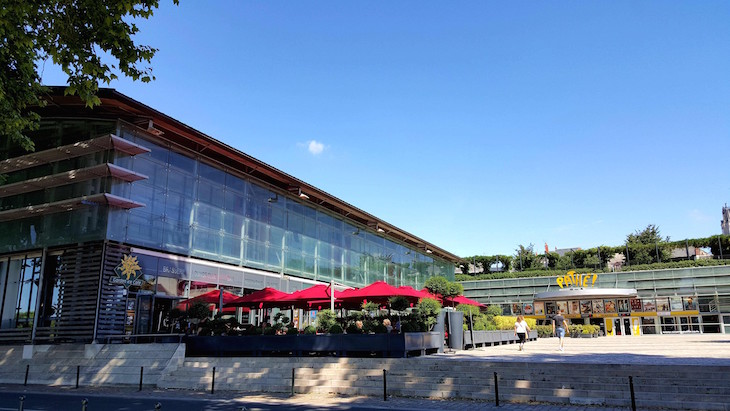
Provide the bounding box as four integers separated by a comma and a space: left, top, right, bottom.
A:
0, 343, 184, 387
159, 356, 730, 410
1, 344, 729, 410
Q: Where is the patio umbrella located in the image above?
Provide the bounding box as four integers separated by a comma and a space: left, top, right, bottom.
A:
225, 287, 292, 308
444, 295, 486, 308
177, 289, 239, 309
276, 284, 353, 307
340, 281, 424, 306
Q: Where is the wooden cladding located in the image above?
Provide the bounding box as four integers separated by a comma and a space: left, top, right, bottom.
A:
33, 242, 104, 343
95, 242, 132, 341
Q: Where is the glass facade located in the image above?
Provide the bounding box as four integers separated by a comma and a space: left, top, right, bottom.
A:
0, 118, 454, 289
0, 120, 117, 254
462, 265, 730, 334
98, 122, 454, 289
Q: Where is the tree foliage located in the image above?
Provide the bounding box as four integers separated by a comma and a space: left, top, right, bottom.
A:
627, 224, 669, 244
424, 276, 462, 299
0, 0, 177, 151
414, 297, 442, 330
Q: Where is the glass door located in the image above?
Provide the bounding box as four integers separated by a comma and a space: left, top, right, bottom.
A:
623, 318, 632, 335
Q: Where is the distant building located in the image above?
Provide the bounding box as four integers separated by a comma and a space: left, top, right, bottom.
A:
723, 204, 730, 235
554, 247, 581, 257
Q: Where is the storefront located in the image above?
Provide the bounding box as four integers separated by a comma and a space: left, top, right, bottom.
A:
508, 272, 702, 336
0, 88, 460, 344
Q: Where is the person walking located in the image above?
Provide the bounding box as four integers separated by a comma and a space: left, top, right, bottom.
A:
514, 315, 530, 351
552, 313, 569, 351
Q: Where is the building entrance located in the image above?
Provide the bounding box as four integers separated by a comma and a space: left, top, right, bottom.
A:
612, 318, 632, 335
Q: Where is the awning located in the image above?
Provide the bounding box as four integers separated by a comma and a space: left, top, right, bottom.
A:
0, 193, 145, 222
0, 163, 147, 198
534, 288, 638, 301
0, 134, 149, 174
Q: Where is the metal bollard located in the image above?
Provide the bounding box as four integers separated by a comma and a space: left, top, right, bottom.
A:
24, 364, 29, 386
76, 365, 80, 389
81, 398, 88, 411
211, 366, 216, 394
629, 376, 636, 411
291, 368, 295, 397
494, 371, 499, 407
383, 369, 387, 401
139, 366, 144, 391
154, 402, 162, 410
18, 395, 25, 411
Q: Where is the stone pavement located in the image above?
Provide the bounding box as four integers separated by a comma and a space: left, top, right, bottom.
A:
4, 334, 730, 410
0, 384, 627, 411
442, 333, 730, 366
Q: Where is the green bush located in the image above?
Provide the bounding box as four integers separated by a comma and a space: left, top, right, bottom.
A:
329, 324, 344, 334
187, 301, 212, 321
535, 325, 552, 338
316, 309, 337, 333
303, 325, 316, 334
415, 298, 442, 330
373, 324, 388, 334
389, 296, 410, 312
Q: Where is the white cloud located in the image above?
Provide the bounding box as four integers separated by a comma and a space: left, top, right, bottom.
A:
307, 140, 325, 155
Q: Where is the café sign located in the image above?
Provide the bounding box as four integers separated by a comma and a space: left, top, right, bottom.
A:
557, 270, 597, 289
112, 254, 145, 288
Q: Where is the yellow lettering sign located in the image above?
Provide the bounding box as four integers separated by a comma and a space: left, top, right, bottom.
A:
557, 271, 598, 288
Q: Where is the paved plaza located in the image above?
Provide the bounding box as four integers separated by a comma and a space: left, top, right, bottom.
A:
3, 334, 729, 410
444, 333, 730, 366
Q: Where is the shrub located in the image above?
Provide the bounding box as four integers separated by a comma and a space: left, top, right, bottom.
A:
415, 298, 442, 330
302, 325, 316, 334
494, 316, 514, 330
345, 323, 362, 334
316, 309, 337, 333
535, 325, 552, 338
389, 296, 410, 312
373, 324, 388, 334
329, 324, 344, 334
286, 326, 298, 335
187, 302, 212, 321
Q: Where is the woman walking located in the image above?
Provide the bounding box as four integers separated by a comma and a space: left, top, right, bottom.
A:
514, 315, 530, 351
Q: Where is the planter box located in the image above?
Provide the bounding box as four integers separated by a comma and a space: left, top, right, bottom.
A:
184, 332, 441, 358
463, 329, 537, 349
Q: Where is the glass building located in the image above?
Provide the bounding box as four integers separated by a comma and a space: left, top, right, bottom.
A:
0, 88, 459, 344
462, 265, 730, 335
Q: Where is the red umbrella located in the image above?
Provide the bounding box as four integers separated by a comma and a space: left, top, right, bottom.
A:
225, 287, 292, 308
340, 281, 425, 305
277, 284, 353, 307
177, 289, 239, 309
399, 286, 439, 300
445, 295, 486, 308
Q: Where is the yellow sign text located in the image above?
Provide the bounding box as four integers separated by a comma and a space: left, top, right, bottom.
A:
556, 271, 597, 289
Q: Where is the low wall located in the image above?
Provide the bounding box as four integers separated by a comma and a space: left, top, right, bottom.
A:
464, 330, 538, 348
184, 331, 441, 358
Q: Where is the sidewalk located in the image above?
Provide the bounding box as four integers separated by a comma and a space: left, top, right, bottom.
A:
4, 334, 729, 410
0, 384, 627, 411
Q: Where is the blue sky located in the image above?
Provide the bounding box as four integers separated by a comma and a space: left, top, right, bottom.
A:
41, 1, 730, 257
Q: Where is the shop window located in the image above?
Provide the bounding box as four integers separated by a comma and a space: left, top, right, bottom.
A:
641, 317, 657, 334
702, 315, 721, 333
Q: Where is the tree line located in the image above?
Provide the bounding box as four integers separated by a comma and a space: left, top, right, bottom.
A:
458, 225, 730, 281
